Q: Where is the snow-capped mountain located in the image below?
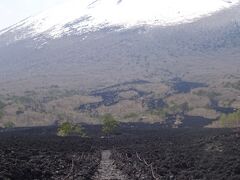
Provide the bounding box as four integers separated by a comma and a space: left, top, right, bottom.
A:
0, 0, 240, 93
0, 0, 239, 40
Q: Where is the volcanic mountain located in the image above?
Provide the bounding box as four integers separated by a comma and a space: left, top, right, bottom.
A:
0, 0, 240, 92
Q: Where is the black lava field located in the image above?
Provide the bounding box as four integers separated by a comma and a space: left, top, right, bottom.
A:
1, 126, 240, 180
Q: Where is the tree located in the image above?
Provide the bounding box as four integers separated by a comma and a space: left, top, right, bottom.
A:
57, 122, 86, 137
102, 114, 119, 135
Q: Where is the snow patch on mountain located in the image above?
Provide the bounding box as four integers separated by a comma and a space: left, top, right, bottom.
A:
0, 0, 239, 40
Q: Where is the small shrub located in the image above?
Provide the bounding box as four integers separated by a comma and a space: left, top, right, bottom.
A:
102, 114, 119, 135
57, 122, 86, 137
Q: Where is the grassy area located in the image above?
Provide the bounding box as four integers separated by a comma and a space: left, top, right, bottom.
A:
219, 110, 240, 127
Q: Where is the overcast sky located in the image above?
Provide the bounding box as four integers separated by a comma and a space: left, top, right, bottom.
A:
0, 0, 66, 30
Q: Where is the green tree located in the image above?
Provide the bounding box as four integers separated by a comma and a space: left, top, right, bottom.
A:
57, 122, 86, 137
102, 114, 119, 135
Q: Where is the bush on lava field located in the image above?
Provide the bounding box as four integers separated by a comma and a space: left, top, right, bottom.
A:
57, 122, 86, 137
102, 113, 119, 135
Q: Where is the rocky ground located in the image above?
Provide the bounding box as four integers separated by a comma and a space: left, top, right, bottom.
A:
0, 126, 240, 179
93, 150, 126, 180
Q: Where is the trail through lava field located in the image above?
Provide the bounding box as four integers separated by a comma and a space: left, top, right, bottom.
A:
93, 150, 126, 180
0, 126, 240, 179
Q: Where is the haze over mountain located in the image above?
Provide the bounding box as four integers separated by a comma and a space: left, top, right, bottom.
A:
0, 0, 240, 93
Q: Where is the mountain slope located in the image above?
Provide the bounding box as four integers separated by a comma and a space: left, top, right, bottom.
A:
0, 0, 240, 93
1, 0, 240, 126
0, 0, 239, 41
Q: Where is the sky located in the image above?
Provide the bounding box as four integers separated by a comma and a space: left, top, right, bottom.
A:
0, 0, 66, 30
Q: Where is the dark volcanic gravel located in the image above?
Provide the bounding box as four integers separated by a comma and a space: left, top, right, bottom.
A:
0, 128, 101, 180
111, 128, 240, 180
0, 126, 240, 180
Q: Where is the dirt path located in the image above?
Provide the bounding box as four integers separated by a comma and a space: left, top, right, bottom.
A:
93, 150, 126, 180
